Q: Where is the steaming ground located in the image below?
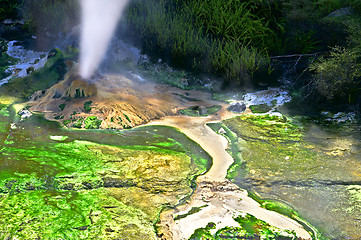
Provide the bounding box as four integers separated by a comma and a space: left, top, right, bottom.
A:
28, 62, 218, 129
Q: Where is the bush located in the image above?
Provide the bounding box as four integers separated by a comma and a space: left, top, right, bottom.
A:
310, 46, 361, 102
84, 116, 101, 129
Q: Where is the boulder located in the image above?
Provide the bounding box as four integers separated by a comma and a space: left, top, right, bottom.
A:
327, 7, 353, 18
18, 109, 32, 120
227, 102, 246, 113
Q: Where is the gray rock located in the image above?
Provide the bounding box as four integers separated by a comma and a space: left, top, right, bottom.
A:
327, 7, 353, 18
218, 128, 226, 134
227, 102, 246, 113
18, 110, 32, 120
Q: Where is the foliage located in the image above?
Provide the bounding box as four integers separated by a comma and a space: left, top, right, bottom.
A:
0, 0, 22, 21
126, 0, 276, 84
310, 46, 361, 102
83, 101, 92, 113
20, 0, 79, 36
84, 116, 102, 129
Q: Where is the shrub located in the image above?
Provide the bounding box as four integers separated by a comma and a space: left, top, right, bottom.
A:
84, 116, 102, 129
310, 46, 361, 102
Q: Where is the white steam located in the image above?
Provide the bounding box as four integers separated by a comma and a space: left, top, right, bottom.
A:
79, 0, 129, 79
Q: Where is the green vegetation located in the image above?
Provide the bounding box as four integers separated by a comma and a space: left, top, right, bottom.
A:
83, 101, 92, 113
0, 115, 211, 239
72, 118, 84, 128
189, 214, 298, 239
173, 205, 207, 221
84, 116, 102, 129
249, 103, 273, 113
58, 103, 66, 111
310, 46, 361, 103
126, 0, 275, 84
125, 0, 361, 113
126, 0, 360, 87
207, 122, 244, 180
21, 0, 79, 37
0, 0, 22, 21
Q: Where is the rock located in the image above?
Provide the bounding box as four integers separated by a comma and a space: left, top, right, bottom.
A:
28, 90, 45, 101
197, 106, 207, 116
49, 135, 69, 141
26, 66, 34, 75
18, 110, 32, 120
227, 102, 246, 113
218, 128, 226, 134
189, 106, 207, 115
327, 7, 353, 18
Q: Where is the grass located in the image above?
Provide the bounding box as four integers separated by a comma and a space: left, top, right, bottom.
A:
126, 0, 274, 84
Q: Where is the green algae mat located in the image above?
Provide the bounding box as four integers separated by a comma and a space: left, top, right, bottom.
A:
221, 114, 361, 239
0, 107, 211, 239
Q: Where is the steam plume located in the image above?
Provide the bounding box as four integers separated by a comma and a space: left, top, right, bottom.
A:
79, 0, 129, 79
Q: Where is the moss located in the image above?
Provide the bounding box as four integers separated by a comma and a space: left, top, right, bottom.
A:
0, 118, 211, 238
234, 214, 297, 239
63, 119, 71, 125
189, 222, 216, 240
249, 103, 273, 113
0, 189, 157, 239
207, 122, 244, 180
0, 104, 10, 117
72, 118, 84, 128
190, 214, 298, 239
174, 205, 207, 221
58, 103, 66, 111
123, 113, 131, 123
84, 116, 102, 129
83, 101, 92, 113
224, 114, 302, 143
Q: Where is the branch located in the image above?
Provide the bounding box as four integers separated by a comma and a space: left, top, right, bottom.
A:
270, 52, 322, 59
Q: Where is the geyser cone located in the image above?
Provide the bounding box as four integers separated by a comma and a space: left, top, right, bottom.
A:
79, 0, 129, 79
